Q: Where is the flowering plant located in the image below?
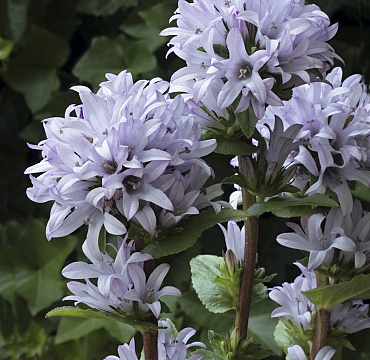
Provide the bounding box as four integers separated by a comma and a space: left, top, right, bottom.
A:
13, 0, 370, 359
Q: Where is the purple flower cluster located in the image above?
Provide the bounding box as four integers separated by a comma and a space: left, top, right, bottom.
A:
25, 71, 223, 247
62, 237, 181, 318
269, 263, 370, 334
161, 0, 338, 121
277, 199, 370, 273
104, 320, 205, 360
260, 67, 370, 215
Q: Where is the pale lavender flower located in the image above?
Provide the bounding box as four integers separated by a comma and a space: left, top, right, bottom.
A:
270, 264, 370, 335
269, 270, 315, 330
260, 67, 370, 215
288, 345, 335, 360
161, 0, 338, 121
25, 70, 218, 247
105, 321, 205, 360
62, 237, 181, 318
158, 320, 206, 360
277, 199, 370, 273
104, 338, 138, 360
219, 221, 245, 263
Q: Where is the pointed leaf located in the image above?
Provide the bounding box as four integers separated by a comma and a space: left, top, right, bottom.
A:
142, 208, 249, 258
246, 194, 338, 217
215, 138, 258, 156
303, 273, 370, 311
46, 306, 158, 332
236, 105, 258, 139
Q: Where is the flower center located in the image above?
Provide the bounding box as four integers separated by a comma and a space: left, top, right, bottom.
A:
239, 67, 252, 80
122, 175, 142, 192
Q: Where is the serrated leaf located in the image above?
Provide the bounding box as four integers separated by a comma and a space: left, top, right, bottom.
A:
246, 194, 338, 217
273, 320, 309, 355
143, 208, 249, 258
303, 273, 370, 311
236, 105, 258, 139
215, 138, 258, 156
191, 255, 235, 313
46, 306, 158, 332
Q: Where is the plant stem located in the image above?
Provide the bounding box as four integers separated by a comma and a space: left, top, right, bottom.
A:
310, 271, 330, 360
235, 174, 258, 340
135, 237, 158, 360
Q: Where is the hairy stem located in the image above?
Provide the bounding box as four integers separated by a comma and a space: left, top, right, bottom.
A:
135, 237, 158, 360
235, 175, 258, 340
310, 272, 330, 360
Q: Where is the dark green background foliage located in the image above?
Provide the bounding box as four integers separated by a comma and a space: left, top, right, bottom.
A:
0, 0, 369, 359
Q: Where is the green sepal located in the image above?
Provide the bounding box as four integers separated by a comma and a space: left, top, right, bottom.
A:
215, 137, 258, 156
303, 273, 370, 311
46, 306, 158, 333
235, 105, 258, 139
222, 174, 249, 188
246, 194, 338, 217
209, 331, 273, 360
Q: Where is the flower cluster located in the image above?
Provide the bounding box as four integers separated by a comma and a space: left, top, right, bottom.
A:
276, 199, 370, 277
25, 71, 223, 247
269, 264, 370, 334
161, 0, 339, 123
260, 67, 370, 215
62, 237, 181, 318
105, 320, 205, 360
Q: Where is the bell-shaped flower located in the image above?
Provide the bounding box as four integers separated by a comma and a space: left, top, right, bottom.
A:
261, 67, 370, 215
124, 263, 182, 318
25, 70, 220, 249
288, 345, 335, 360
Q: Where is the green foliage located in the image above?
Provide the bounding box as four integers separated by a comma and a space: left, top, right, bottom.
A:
303, 273, 370, 311
191, 255, 236, 313
0, 38, 13, 60
135, 208, 249, 258
1, 26, 70, 112
236, 105, 258, 139
215, 138, 259, 156
73, 35, 157, 90
46, 306, 158, 333
246, 194, 339, 217
76, 0, 138, 16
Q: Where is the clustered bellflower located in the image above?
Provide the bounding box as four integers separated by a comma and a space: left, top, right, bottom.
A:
260, 67, 370, 215
288, 345, 335, 360
105, 320, 205, 360
161, 0, 339, 122
25, 70, 224, 248
62, 237, 181, 318
277, 199, 370, 276
269, 263, 370, 335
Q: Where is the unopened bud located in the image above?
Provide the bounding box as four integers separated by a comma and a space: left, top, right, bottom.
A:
230, 327, 240, 350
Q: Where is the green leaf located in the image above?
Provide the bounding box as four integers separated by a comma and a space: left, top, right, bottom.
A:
0, 218, 76, 315
215, 138, 258, 156
46, 306, 158, 332
273, 320, 310, 355
246, 194, 338, 217
76, 0, 138, 16
0, 0, 30, 42
236, 105, 258, 139
303, 273, 370, 311
0, 26, 70, 112
0, 37, 13, 60
142, 208, 249, 258
55, 317, 135, 344
138, 1, 176, 30
248, 300, 282, 356
194, 349, 224, 360
191, 255, 235, 313
73, 36, 157, 89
